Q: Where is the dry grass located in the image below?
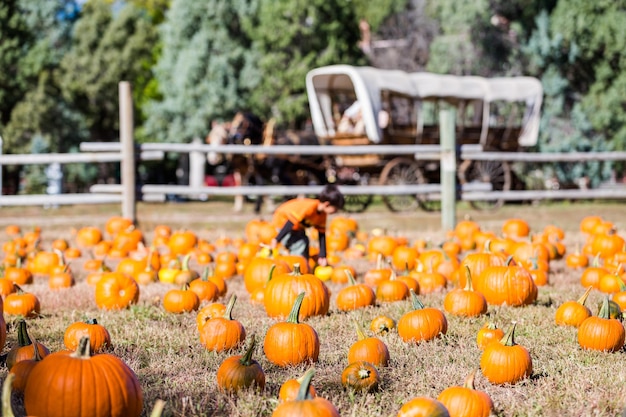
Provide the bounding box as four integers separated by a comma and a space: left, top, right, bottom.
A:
1, 200, 626, 416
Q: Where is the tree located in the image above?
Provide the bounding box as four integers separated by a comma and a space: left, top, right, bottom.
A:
143, 0, 254, 143
58, 0, 158, 142
0, 0, 33, 127
241, 0, 366, 126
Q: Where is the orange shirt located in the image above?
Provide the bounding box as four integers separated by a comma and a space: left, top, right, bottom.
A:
272, 198, 327, 233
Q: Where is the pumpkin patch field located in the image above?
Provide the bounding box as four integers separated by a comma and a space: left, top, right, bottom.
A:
0, 201, 625, 417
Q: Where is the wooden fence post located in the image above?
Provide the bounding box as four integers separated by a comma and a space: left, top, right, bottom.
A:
440, 105, 457, 232
189, 137, 206, 200
119, 81, 136, 223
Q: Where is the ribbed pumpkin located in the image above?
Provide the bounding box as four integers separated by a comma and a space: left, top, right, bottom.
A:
347, 319, 390, 367
335, 270, 376, 312
6, 320, 50, 370
370, 315, 396, 335
63, 318, 112, 353
263, 292, 319, 367
199, 294, 246, 352
163, 284, 200, 314
244, 256, 290, 293
480, 322, 532, 385
555, 286, 593, 327
196, 302, 226, 330
278, 369, 318, 402
95, 271, 140, 310
341, 361, 380, 392
475, 260, 537, 307
3, 285, 40, 318
437, 369, 493, 417
264, 263, 330, 320
458, 246, 507, 288
8, 336, 43, 393
476, 322, 505, 351
577, 296, 625, 352
24, 336, 143, 417
216, 335, 265, 393
271, 369, 339, 417
443, 266, 487, 317
397, 290, 448, 344
397, 397, 450, 417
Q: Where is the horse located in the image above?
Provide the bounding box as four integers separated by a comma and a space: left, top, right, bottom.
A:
206, 111, 327, 213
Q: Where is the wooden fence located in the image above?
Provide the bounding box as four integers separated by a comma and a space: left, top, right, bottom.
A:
2, 82, 626, 230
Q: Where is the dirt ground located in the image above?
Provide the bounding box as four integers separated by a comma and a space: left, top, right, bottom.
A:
0, 198, 624, 240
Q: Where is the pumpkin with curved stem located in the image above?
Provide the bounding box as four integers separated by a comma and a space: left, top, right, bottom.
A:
370, 315, 396, 334
9, 335, 43, 393
458, 244, 507, 288
216, 335, 265, 394
24, 336, 143, 417
443, 266, 487, 317
95, 271, 140, 310
196, 302, 226, 330
264, 263, 330, 320
336, 270, 376, 312
348, 319, 390, 367
189, 267, 219, 303
271, 369, 339, 417
341, 361, 379, 392
64, 318, 112, 353
578, 296, 625, 352
163, 284, 200, 314
48, 264, 75, 290
278, 369, 318, 402
376, 269, 410, 302
555, 286, 593, 327
475, 259, 537, 307
598, 266, 625, 294
364, 254, 393, 287
6, 320, 50, 370
199, 294, 246, 352
480, 322, 532, 385
3, 285, 40, 318
397, 290, 447, 343
476, 322, 505, 350
264, 292, 319, 367
437, 368, 493, 417
397, 397, 450, 417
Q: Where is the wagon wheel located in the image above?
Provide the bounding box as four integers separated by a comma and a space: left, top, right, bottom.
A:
378, 157, 424, 212
343, 194, 373, 213
460, 160, 511, 211
415, 163, 441, 212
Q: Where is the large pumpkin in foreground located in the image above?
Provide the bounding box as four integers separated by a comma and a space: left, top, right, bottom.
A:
24, 337, 143, 417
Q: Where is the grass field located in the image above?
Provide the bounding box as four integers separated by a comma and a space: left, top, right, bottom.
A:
1, 199, 625, 416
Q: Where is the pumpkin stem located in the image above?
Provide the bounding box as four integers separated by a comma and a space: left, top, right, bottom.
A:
291, 263, 302, 276
598, 296, 611, 320
71, 336, 92, 359
353, 319, 367, 341
376, 253, 383, 270
295, 368, 316, 401
239, 334, 257, 366
223, 294, 237, 320
499, 322, 518, 347
2, 374, 16, 417
505, 255, 516, 266
463, 368, 479, 390
149, 399, 166, 417
29, 335, 43, 362
463, 266, 475, 292
201, 266, 210, 281
287, 292, 306, 324
345, 269, 357, 286
265, 264, 277, 284
181, 253, 192, 271
16, 319, 32, 347
409, 289, 425, 310
577, 286, 593, 306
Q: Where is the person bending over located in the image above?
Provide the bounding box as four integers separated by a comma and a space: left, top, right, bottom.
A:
271, 184, 345, 266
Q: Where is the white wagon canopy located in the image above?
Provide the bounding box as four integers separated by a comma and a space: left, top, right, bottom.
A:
305, 65, 543, 149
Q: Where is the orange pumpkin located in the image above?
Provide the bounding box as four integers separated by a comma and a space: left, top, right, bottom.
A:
278, 370, 317, 402
271, 369, 339, 417
437, 369, 493, 417
397, 290, 447, 344
95, 272, 140, 310
555, 286, 593, 327
199, 295, 246, 352
476, 322, 505, 350
577, 297, 625, 352
347, 319, 390, 367
335, 270, 376, 312
216, 335, 265, 394
63, 318, 112, 353
163, 284, 200, 314
480, 322, 532, 385
397, 397, 450, 417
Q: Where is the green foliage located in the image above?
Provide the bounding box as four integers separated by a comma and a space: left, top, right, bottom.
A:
143, 0, 253, 143
351, 0, 406, 32
0, 0, 33, 126
58, 0, 158, 141
241, 0, 365, 126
